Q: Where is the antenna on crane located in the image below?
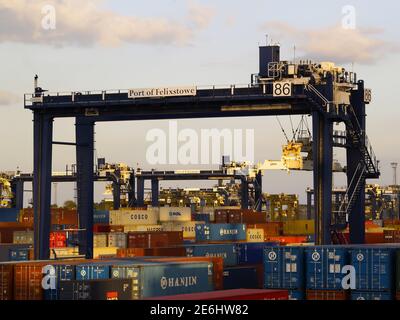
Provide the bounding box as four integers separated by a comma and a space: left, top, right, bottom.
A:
391, 162, 398, 185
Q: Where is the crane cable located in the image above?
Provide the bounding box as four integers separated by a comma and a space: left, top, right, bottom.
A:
275, 116, 290, 143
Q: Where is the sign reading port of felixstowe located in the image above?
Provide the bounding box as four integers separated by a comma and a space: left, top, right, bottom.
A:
128, 86, 197, 99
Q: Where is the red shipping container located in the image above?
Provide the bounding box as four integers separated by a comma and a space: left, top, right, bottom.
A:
228, 210, 267, 224
49, 232, 66, 248
0, 264, 13, 300
145, 289, 289, 300
93, 224, 111, 233
215, 210, 229, 223
117, 246, 187, 258
127, 231, 183, 248
306, 290, 348, 301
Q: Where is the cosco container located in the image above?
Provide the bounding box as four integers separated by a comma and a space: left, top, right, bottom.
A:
111, 261, 213, 299
306, 246, 349, 290
351, 291, 393, 300
264, 246, 305, 290
223, 265, 262, 289
159, 207, 191, 222
93, 210, 110, 224
246, 228, 265, 243
186, 244, 238, 266
108, 232, 127, 248
58, 279, 133, 300
195, 224, 246, 242
163, 221, 204, 239
75, 263, 111, 280
110, 209, 159, 225
350, 246, 395, 292
237, 242, 278, 265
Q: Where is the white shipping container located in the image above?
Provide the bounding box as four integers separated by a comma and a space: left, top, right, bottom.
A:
50, 247, 79, 259
108, 232, 127, 248
123, 225, 164, 232
109, 209, 159, 225
13, 231, 34, 244
162, 222, 204, 239
159, 207, 191, 222
93, 247, 118, 259
94, 233, 108, 248
246, 228, 265, 242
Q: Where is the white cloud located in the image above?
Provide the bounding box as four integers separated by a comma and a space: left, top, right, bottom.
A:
261, 21, 399, 64
0, 90, 19, 106
188, 1, 215, 29
0, 0, 215, 47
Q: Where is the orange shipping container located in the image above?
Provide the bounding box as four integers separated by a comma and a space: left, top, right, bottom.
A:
265, 236, 308, 245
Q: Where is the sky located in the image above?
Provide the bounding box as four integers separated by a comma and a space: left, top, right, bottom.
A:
0, 0, 399, 206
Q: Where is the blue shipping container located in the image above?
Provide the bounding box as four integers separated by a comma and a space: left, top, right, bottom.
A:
111, 261, 213, 298
44, 264, 76, 300
351, 291, 393, 301
264, 246, 304, 290
223, 266, 260, 290
306, 246, 349, 290
289, 290, 305, 300
195, 214, 210, 223
76, 263, 110, 280
94, 210, 110, 224
0, 208, 19, 222
195, 224, 246, 242
350, 246, 395, 292
186, 244, 238, 266
237, 242, 278, 265
8, 248, 30, 261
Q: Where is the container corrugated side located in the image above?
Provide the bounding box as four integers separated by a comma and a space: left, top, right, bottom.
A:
186, 244, 238, 266
75, 263, 111, 280
195, 224, 246, 242
110, 209, 159, 225
58, 279, 133, 300
237, 242, 278, 265
305, 246, 349, 290
111, 261, 213, 299
350, 291, 393, 300
223, 265, 262, 290
93, 210, 110, 224
264, 246, 304, 290
350, 246, 395, 292
159, 207, 192, 222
